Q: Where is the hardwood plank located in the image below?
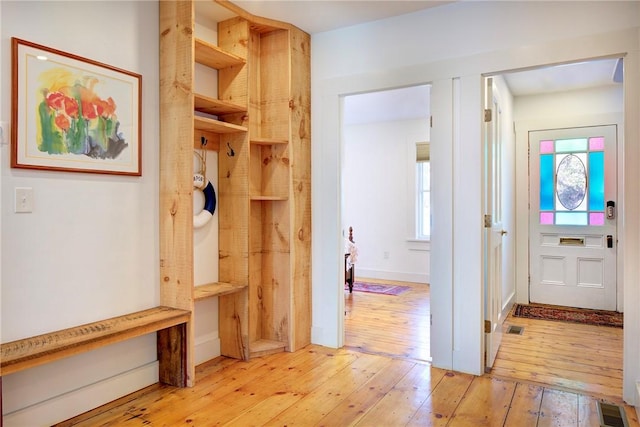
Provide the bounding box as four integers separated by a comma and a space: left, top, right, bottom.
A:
538, 388, 578, 427
503, 383, 544, 426
407, 371, 475, 426
172, 348, 346, 425
264, 352, 392, 425
356, 363, 446, 426
448, 376, 516, 426
315, 358, 416, 426
577, 394, 602, 427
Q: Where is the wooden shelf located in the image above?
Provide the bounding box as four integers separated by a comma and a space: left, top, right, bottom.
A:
195, 38, 245, 69
194, 282, 247, 301
195, 94, 246, 116
250, 137, 288, 145
250, 195, 289, 201
250, 339, 287, 358
194, 116, 247, 134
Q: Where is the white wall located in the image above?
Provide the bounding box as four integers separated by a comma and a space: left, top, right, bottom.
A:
310, 0, 640, 405
342, 118, 429, 283
0, 3, 225, 424
0, 2, 159, 425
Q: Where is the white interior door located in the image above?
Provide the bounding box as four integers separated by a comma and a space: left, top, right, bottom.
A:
529, 126, 617, 310
484, 77, 504, 370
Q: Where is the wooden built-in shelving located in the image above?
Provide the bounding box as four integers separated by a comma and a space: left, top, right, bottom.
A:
194, 282, 248, 301
160, 0, 310, 382
195, 38, 246, 69
250, 138, 288, 145
195, 94, 246, 116
194, 116, 247, 134
250, 195, 288, 201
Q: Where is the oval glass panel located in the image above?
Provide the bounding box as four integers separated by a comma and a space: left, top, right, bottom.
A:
556, 154, 586, 210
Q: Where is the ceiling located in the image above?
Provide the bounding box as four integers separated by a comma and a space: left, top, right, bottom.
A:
200, 1, 624, 124
231, 0, 452, 34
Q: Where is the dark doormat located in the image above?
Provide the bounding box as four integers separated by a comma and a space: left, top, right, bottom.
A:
513, 303, 623, 328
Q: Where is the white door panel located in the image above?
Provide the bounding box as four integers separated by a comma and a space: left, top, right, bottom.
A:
484, 77, 503, 370
529, 126, 617, 310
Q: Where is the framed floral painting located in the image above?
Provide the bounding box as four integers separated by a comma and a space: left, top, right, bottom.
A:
11, 38, 142, 175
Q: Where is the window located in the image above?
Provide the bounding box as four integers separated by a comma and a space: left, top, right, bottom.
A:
538, 137, 605, 226
416, 142, 430, 239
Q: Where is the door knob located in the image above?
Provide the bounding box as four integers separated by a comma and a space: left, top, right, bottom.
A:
500, 230, 508, 236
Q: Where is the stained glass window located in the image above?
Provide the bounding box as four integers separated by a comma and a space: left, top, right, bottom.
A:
539, 137, 605, 226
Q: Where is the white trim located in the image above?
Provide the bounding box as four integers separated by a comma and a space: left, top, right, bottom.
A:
194, 332, 221, 365
3, 362, 158, 426
356, 268, 429, 284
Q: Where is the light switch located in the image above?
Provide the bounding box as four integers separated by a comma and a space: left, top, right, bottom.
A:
15, 187, 34, 213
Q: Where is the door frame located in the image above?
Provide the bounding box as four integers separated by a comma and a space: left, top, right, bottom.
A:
515, 113, 625, 310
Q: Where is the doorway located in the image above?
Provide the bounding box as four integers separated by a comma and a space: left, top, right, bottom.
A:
529, 125, 618, 310
488, 57, 624, 394
341, 85, 431, 361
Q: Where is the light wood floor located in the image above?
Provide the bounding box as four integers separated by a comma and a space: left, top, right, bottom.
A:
344, 278, 430, 361
57, 279, 639, 426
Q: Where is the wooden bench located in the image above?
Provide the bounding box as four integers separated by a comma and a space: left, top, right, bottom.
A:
1, 306, 191, 386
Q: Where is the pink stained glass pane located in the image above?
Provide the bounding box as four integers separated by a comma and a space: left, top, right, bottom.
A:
540, 212, 554, 224
589, 137, 605, 151
540, 140, 554, 154
589, 212, 605, 225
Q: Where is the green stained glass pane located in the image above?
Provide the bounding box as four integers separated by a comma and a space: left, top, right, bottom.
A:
556, 138, 587, 153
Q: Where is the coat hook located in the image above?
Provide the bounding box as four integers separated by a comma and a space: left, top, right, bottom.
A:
200, 136, 208, 147
227, 142, 235, 157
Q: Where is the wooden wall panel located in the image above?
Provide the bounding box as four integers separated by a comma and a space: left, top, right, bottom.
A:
159, 0, 196, 385
288, 27, 312, 351
259, 30, 290, 140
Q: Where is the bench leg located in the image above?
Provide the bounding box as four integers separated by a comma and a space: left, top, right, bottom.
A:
157, 323, 187, 387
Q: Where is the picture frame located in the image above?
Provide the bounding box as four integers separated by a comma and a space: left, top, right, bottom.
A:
11, 38, 142, 176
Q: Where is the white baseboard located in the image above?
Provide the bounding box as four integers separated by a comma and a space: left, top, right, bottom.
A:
195, 332, 221, 365
3, 362, 158, 427
356, 268, 429, 284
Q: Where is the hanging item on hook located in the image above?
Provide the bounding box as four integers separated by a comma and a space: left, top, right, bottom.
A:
193, 142, 216, 229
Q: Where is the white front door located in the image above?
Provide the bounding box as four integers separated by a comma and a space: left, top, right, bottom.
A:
529, 126, 617, 310
484, 77, 504, 370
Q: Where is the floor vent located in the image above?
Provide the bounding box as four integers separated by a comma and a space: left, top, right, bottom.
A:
506, 325, 524, 335
597, 402, 628, 427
